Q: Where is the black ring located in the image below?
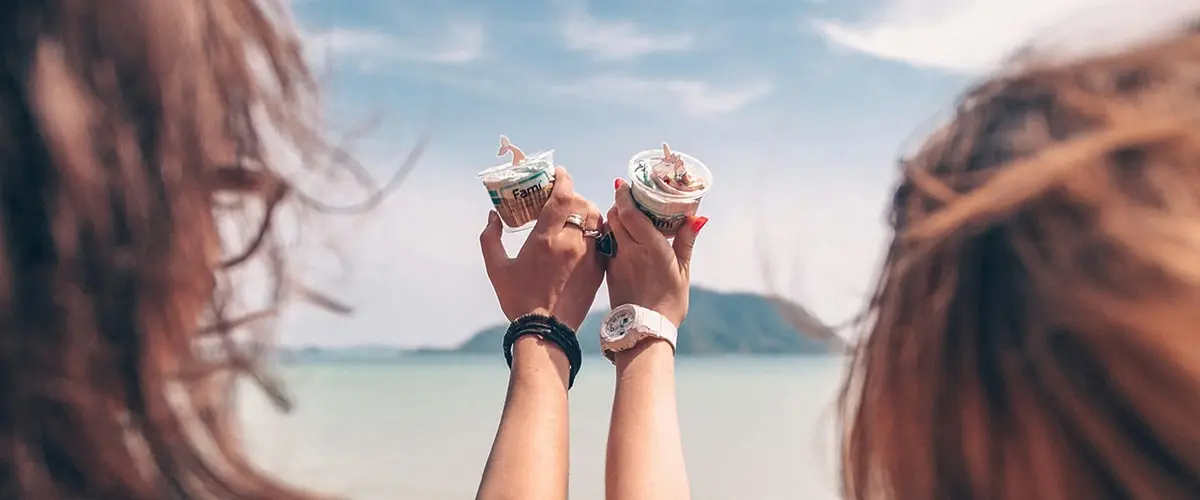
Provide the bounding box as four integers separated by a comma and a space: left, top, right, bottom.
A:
596, 232, 617, 257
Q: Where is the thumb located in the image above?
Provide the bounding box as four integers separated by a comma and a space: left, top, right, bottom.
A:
673, 216, 708, 269
480, 211, 509, 276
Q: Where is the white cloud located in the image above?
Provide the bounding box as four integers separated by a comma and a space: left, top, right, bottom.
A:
427, 23, 487, 64
812, 0, 1200, 73
559, 11, 694, 60
554, 76, 773, 117
305, 21, 485, 67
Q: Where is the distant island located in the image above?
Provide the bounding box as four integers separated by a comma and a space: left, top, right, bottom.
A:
279, 287, 844, 362
449, 287, 842, 356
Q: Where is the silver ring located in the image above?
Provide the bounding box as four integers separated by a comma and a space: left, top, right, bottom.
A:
565, 214, 604, 239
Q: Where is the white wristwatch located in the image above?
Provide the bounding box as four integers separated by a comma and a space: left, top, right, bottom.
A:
599, 304, 678, 362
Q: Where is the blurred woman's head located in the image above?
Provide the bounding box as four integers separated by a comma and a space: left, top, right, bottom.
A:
0, 0, 325, 497
842, 24, 1200, 499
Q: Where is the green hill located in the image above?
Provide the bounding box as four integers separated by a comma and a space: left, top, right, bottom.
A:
453, 287, 842, 355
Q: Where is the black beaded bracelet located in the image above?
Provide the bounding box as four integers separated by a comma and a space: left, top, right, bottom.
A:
502, 314, 583, 389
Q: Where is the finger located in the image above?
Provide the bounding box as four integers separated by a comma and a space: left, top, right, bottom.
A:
532, 166, 576, 237
582, 200, 603, 237
606, 204, 632, 244
557, 194, 593, 238
589, 203, 608, 265
614, 182, 660, 244
673, 215, 708, 271
480, 211, 509, 277
582, 200, 605, 253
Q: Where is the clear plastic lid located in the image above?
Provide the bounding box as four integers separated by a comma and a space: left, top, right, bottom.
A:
628, 143, 712, 200
477, 149, 555, 183
478, 135, 555, 184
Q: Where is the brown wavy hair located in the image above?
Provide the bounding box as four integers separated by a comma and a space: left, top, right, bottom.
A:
0, 1, 425, 498
840, 26, 1200, 499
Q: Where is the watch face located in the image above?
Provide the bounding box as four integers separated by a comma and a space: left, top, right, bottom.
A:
602, 307, 636, 342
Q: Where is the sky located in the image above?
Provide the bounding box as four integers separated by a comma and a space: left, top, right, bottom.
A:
274, 0, 1200, 348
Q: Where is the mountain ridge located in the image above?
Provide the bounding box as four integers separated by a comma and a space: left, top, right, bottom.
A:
449, 287, 842, 356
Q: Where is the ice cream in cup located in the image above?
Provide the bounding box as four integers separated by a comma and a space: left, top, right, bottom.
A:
478, 135, 556, 232
627, 143, 713, 237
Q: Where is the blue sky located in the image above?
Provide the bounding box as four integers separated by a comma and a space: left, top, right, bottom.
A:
276, 0, 1197, 347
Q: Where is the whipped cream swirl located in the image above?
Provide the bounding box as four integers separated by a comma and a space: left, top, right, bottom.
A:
632, 143, 707, 196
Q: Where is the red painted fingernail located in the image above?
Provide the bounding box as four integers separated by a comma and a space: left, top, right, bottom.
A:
691, 216, 709, 234
614, 178, 624, 190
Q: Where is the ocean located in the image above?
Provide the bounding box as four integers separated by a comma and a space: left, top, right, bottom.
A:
239, 355, 847, 500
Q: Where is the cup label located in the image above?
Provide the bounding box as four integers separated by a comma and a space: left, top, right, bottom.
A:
631, 194, 693, 236
487, 169, 554, 228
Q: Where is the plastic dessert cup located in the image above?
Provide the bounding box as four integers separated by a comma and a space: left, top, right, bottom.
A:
478, 136, 556, 232
626, 144, 713, 237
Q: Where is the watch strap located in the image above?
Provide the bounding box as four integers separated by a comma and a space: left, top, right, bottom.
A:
600, 304, 678, 362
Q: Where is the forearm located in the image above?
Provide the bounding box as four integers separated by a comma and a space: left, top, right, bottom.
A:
477, 336, 571, 500
605, 340, 690, 500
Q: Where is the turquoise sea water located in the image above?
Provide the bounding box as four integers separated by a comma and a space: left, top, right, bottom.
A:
239, 355, 847, 500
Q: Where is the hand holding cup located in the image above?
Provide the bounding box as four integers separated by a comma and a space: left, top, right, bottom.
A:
604, 179, 708, 327
481, 167, 606, 331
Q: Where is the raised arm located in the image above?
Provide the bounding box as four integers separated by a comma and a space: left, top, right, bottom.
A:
475, 168, 605, 500
606, 339, 688, 500
477, 334, 571, 500
600, 179, 707, 500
